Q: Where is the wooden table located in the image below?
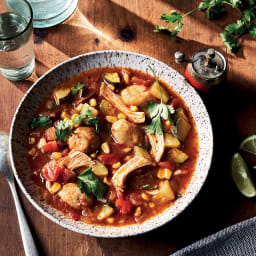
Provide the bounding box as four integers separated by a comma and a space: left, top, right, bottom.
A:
1, 1, 256, 255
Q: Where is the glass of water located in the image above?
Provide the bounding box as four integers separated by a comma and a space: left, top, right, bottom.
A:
0, 0, 34, 81
27, 0, 78, 28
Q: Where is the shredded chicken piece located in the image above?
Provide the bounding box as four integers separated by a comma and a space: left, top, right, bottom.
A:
100, 82, 145, 123
66, 150, 94, 171
112, 147, 153, 193
146, 133, 165, 162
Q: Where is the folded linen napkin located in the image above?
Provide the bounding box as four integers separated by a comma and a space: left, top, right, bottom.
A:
171, 216, 256, 256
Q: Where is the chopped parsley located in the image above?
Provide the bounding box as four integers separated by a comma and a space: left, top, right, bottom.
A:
55, 120, 73, 142
29, 116, 52, 129
145, 66, 175, 135
77, 167, 107, 199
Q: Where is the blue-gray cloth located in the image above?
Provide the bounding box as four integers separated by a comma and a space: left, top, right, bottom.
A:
171, 216, 256, 256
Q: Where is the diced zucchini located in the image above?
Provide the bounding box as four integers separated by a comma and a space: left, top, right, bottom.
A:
54, 87, 71, 105
122, 70, 130, 84
149, 81, 169, 103
174, 108, 189, 122
152, 180, 175, 203
104, 72, 121, 86
92, 160, 108, 176
134, 146, 151, 160
99, 99, 116, 116
164, 133, 180, 148
167, 148, 189, 164
81, 103, 98, 117
176, 118, 191, 142
97, 205, 114, 220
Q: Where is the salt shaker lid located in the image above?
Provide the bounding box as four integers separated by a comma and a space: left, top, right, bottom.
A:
191, 48, 226, 80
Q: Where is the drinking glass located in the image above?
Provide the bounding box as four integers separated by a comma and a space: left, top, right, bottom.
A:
27, 0, 78, 28
0, 0, 34, 81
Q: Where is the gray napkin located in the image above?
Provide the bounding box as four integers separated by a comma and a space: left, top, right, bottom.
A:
171, 216, 256, 256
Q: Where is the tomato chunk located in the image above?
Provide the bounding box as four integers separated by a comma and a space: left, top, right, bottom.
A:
98, 154, 122, 165
115, 199, 132, 215
42, 141, 58, 153
171, 98, 180, 109
41, 161, 65, 181
159, 161, 175, 170
57, 168, 73, 184
68, 208, 80, 221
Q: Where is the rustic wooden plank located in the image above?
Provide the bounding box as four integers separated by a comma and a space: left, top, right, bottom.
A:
0, 0, 256, 255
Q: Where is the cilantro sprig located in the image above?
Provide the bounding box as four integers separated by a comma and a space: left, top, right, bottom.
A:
77, 167, 107, 199
73, 106, 99, 132
30, 116, 52, 129
155, 0, 256, 53
55, 120, 73, 142
145, 66, 175, 135
71, 82, 86, 96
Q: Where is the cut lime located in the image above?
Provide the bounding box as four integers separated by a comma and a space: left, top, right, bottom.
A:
239, 134, 256, 155
231, 152, 256, 198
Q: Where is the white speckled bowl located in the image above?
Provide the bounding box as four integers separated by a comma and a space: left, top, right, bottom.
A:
9, 51, 213, 237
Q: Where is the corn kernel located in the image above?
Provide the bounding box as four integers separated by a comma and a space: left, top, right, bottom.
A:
33, 171, 38, 175
61, 111, 68, 119
29, 137, 36, 145
141, 193, 149, 201
93, 109, 99, 116
106, 115, 117, 124
101, 142, 110, 154
46, 181, 61, 195
90, 153, 96, 158
117, 113, 126, 120
149, 202, 155, 208
76, 103, 84, 112
74, 121, 81, 128
89, 98, 97, 107
64, 117, 69, 123
106, 217, 114, 224
165, 120, 171, 127
108, 84, 115, 91
122, 147, 131, 153
112, 162, 121, 169
134, 206, 142, 217
124, 155, 132, 162
71, 113, 79, 120
157, 168, 172, 180
103, 177, 112, 186
130, 105, 138, 112
51, 152, 62, 160
28, 148, 37, 156
38, 138, 47, 149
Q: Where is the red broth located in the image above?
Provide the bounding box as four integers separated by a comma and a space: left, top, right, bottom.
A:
27, 67, 199, 226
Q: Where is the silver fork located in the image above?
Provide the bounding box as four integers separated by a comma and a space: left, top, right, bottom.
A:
0, 132, 39, 256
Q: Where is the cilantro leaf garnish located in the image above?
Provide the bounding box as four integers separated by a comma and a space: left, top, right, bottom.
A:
249, 23, 256, 38
30, 116, 52, 129
141, 184, 158, 190
145, 66, 175, 135
73, 105, 99, 132
155, 0, 256, 53
77, 167, 107, 199
71, 82, 86, 96
55, 120, 73, 142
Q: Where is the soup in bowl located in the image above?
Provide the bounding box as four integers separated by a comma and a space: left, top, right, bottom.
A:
10, 51, 213, 237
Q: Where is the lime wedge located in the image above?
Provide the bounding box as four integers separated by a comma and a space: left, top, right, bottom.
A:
231, 153, 256, 198
239, 134, 256, 155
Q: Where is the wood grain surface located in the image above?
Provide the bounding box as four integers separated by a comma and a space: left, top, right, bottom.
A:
1, 1, 256, 255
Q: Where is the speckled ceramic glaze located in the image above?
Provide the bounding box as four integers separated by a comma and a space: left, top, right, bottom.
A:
9, 51, 213, 237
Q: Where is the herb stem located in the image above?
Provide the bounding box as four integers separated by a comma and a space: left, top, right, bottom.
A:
148, 65, 163, 104
182, 7, 199, 18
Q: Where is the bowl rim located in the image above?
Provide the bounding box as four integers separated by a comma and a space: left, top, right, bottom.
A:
9, 50, 213, 237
